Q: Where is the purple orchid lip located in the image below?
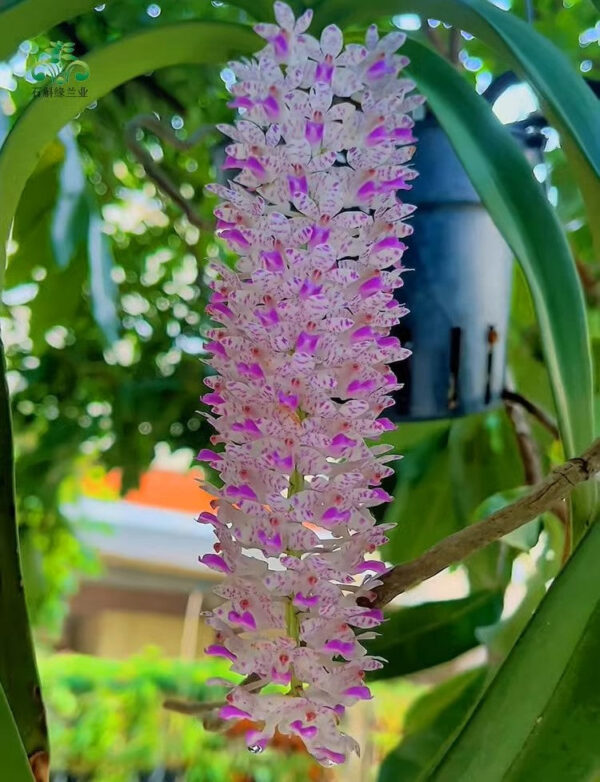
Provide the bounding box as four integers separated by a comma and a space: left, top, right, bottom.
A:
199, 554, 231, 574
205, 644, 237, 662
323, 639, 355, 657
343, 685, 373, 700
219, 704, 252, 721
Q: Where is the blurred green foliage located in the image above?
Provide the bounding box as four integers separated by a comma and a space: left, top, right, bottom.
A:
40, 650, 423, 781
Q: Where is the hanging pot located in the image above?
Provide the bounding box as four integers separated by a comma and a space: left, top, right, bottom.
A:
390, 109, 545, 421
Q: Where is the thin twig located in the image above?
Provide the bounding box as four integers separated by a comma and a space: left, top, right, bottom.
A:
364, 437, 600, 608
125, 114, 214, 230
501, 389, 559, 439
504, 388, 570, 557
448, 28, 461, 66
424, 24, 447, 59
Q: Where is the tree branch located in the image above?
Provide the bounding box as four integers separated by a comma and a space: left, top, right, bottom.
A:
125, 114, 214, 230
366, 438, 600, 608
501, 389, 559, 439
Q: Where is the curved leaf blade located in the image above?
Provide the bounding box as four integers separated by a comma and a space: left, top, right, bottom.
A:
399, 39, 594, 533
367, 592, 502, 679
431, 523, 600, 780
0, 682, 35, 782
0, 0, 99, 61
0, 339, 47, 759
313, 0, 600, 254
378, 669, 488, 782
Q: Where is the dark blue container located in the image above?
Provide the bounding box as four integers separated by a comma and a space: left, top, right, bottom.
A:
390, 115, 544, 421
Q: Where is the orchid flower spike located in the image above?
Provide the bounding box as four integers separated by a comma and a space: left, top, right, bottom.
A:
197, 1, 423, 766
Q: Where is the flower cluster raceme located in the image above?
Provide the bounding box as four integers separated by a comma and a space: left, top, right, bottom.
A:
196, 1, 422, 766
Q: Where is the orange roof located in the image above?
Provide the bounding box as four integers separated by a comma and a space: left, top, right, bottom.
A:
81, 469, 215, 515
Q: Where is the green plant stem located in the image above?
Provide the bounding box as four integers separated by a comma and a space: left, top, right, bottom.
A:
0, 334, 48, 766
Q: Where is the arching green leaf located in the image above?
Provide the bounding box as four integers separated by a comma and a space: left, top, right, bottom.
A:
399, 38, 594, 536
0, 0, 99, 61
0, 682, 34, 782
431, 523, 600, 781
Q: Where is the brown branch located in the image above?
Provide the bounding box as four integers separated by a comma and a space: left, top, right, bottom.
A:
125, 114, 214, 230
504, 394, 544, 486
501, 389, 559, 440
367, 437, 600, 608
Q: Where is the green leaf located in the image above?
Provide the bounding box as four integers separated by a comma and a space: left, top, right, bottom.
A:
403, 38, 594, 537
0, 0, 99, 60
382, 426, 460, 564
378, 669, 488, 782
87, 211, 118, 345
0, 340, 47, 759
431, 523, 600, 781
0, 681, 34, 782
0, 21, 259, 293
367, 592, 502, 679
313, 0, 600, 257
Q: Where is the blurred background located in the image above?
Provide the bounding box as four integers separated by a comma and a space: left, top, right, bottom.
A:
0, 0, 598, 779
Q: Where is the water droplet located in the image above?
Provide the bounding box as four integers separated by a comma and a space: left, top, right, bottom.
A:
94, 3, 106, 10
248, 744, 264, 754
146, 3, 161, 17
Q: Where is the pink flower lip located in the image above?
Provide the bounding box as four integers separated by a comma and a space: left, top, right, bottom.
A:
219, 704, 252, 721
244, 156, 267, 178
316, 748, 346, 765
355, 559, 388, 575
227, 96, 254, 110
323, 639, 355, 658
262, 94, 281, 120
343, 686, 372, 701
228, 610, 257, 630
196, 511, 220, 525
296, 332, 320, 354
329, 433, 357, 455
208, 302, 234, 320
236, 361, 265, 380
290, 720, 318, 738
231, 419, 262, 438
315, 61, 334, 84
199, 554, 231, 574
288, 173, 308, 196
356, 180, 377, 200
350, 326, 375, 343
261, 249, 284, 272
225, 484, 259, 501
308, 225, 330, 247
222, 155, 243, 170
278, 390, 300, 410
393, 126, 416, 143
359, 276, 384, 298
256, 307, 279, 327
270, 31, 289, 58
293, 592, 320, 608
305, 120, 324, 146
269, 450, 294, 471
366, 125, 388, 146
299, 279, 322, 299
202, 392, 225, 406
347, 378, 377, 394
205, 644, 237, 662
196, 448, 223, 463
219, 228, 250, 248
321, 507, 351, 526
366, 58, 395, 80
271, 667, 292, 685
373, 236, 407, 252
205, 340, 227, 357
